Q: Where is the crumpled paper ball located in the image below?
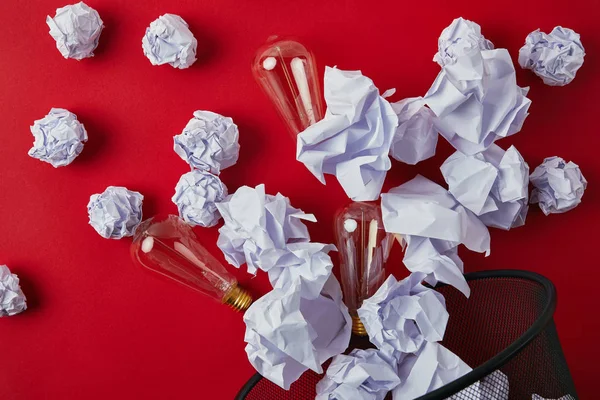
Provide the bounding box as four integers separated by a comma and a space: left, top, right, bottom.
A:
389, 97, 439, 165
216, 184, 316, 274
142, 14, 197, 69
358, 273, 449, 361
425, 18, 531, 155
441, 144, 530, 230
0, 265, 27, 317
244, 275, 352, 390
530, 157, 587, 215
532, 395, 575, 400
392, 342, 472, 399
172, 170, 228, 228
174, 111, 240, 174
518, 27, 585, 86
46, 2, 104, 60
28, 108, 88, 168
433, 17, 494, 68
87, 186, 144, 239
316, 348, 401, 400
297, 67, 398, 201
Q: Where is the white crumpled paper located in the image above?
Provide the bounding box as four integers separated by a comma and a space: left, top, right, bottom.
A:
142, 14, 197, 69
297, 67, 398, 201
381, 174, 491, 255
174, 110, 240, 174
389, 97, 439, 165
425, 18, 531, 155
46, 2, 104, 60
519, 27, 585, 86
392, 342, 472, 400
29, 108, 88, 168
216, 184, 316, 274
530, 157, 587, 215
532, 395, 575, 400
244, 275, 352, 390
172, 170, 228, 228
441, 144, 530, 230
358, 273, 449, 361
402, 235, 469, 297
0, 265, 27, 317
87, 186, 144, 239
316, 348, 401, 400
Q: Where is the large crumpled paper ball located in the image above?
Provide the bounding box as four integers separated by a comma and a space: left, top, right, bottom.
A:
433, 17, 494, 68
0, 265, 27, 317
530, 156, 587, 215
142, 14, 197, 69
28, 108, 88, 167
46, 2, 104, 60
174, 111, 240, 174
172, 170, 228, 228
518, 27, 585, 86
87, 186, 144, 239
358, 273, 449, 361
316, 348, 401, 400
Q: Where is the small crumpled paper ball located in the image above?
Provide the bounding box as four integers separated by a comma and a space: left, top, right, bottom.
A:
390, 97, 438, 165
530, 156, 587, 215
46, 2, 104, 60
316, 348, 401, 400
433, 17, 494, 68
0, 265, 27, 317
87, 186, 144, 239
518, 27, 585, 86
174, 110, 240, 174
142, 14, 197, 69
172, 170, 228, 228
29, 108, 88, 167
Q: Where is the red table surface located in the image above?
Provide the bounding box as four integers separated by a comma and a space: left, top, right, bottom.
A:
0, 0, 598, 398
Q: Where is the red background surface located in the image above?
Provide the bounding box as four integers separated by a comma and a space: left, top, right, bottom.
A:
0, 0, 598, 398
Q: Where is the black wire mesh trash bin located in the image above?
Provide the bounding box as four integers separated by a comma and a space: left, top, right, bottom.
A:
235, 270, 578, 400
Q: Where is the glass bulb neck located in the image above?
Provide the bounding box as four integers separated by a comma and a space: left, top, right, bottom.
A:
351, 315, 368, 336
222, 284, 253, 312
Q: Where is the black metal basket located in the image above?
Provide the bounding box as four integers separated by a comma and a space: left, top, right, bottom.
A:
236, 270, 578, 400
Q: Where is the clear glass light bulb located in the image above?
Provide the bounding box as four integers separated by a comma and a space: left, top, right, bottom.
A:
334, 202, 393, 335
130, 215, 252, 312
252, 36, 324, 138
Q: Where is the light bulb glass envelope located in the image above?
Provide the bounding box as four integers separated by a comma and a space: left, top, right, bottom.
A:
131, 215, 252, 312
252, 37, 324, 138
334, 202, 393, 335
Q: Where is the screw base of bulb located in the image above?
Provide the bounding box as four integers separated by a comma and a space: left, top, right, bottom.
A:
222, 284, 253, 312
351, 315, 368, 336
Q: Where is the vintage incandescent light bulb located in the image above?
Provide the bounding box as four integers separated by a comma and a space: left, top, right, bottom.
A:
130, 215, 252, 312
252, 36, 324, 138
334, 202, 393, 335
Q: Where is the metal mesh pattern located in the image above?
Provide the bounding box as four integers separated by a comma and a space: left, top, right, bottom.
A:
236, 271, 578, 400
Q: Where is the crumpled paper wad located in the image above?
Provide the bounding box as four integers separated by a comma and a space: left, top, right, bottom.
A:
358, 273, 449, 361
87, 186, 144, 239
216, 184, 315, 274
29, 108, 88, 168
530, 156, 587, 215
392, 342, 472, 399
46, 2, 104, 60
316, 348, 401, 400
441, 144, 529, 230
519, 27, 585, 86
425, 18, 531, 155
142, 14, 197, 69
297, 67, 398, 201
174, 110, 240, 174
0, 265, 27, 317
389, 97, 439, 165
244, 275, 352, 390
172, 170, 227, 228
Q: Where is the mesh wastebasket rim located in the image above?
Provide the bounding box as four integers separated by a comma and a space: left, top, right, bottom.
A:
235, 269, 557, 400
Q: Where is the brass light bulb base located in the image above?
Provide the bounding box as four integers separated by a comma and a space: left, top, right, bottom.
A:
222, 284, 253, 312
351, 315, 368, 336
